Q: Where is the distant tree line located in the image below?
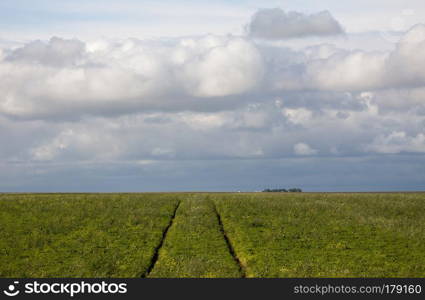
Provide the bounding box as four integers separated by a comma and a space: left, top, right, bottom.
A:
262, 188, 302, 193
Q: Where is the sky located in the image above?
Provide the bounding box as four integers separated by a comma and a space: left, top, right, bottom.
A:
0, 0, 425, 192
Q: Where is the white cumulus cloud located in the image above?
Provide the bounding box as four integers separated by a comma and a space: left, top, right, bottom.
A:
294, 143, 318, 156
0, 35, 264, 119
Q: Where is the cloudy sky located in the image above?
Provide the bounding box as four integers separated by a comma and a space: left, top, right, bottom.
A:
1, 0, 425, 192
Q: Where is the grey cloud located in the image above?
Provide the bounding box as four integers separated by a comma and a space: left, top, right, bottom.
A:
2, 26, 425, 121
18, 100, 423, 164
6, 37, 85, 67
365, 131, 425, 154
247, 8, 344, 40
1, 21, 425, 192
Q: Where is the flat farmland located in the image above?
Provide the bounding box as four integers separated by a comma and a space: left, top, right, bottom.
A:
213, 193, 425, 277
0, 194, 180, 277
0, 193, 424, 278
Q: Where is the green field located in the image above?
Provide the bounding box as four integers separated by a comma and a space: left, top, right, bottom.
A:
1, 193, 424, 278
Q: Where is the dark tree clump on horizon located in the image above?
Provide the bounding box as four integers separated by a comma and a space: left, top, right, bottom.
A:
262, 188, 302, 193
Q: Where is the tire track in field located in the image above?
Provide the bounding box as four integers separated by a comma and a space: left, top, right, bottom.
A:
212, 202, 246, 278
142, 200, 181, 278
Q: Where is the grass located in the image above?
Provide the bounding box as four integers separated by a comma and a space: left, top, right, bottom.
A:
0, 193, 179, 277
213, 193, 425, 277
148, 195, 241, 278
1, 192, 424, 278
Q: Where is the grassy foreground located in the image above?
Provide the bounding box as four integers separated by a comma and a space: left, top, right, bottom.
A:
0, 192, 424, 277
0, 194, 179, 277
213, 193, 425, 277
148, 195, 241, 278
